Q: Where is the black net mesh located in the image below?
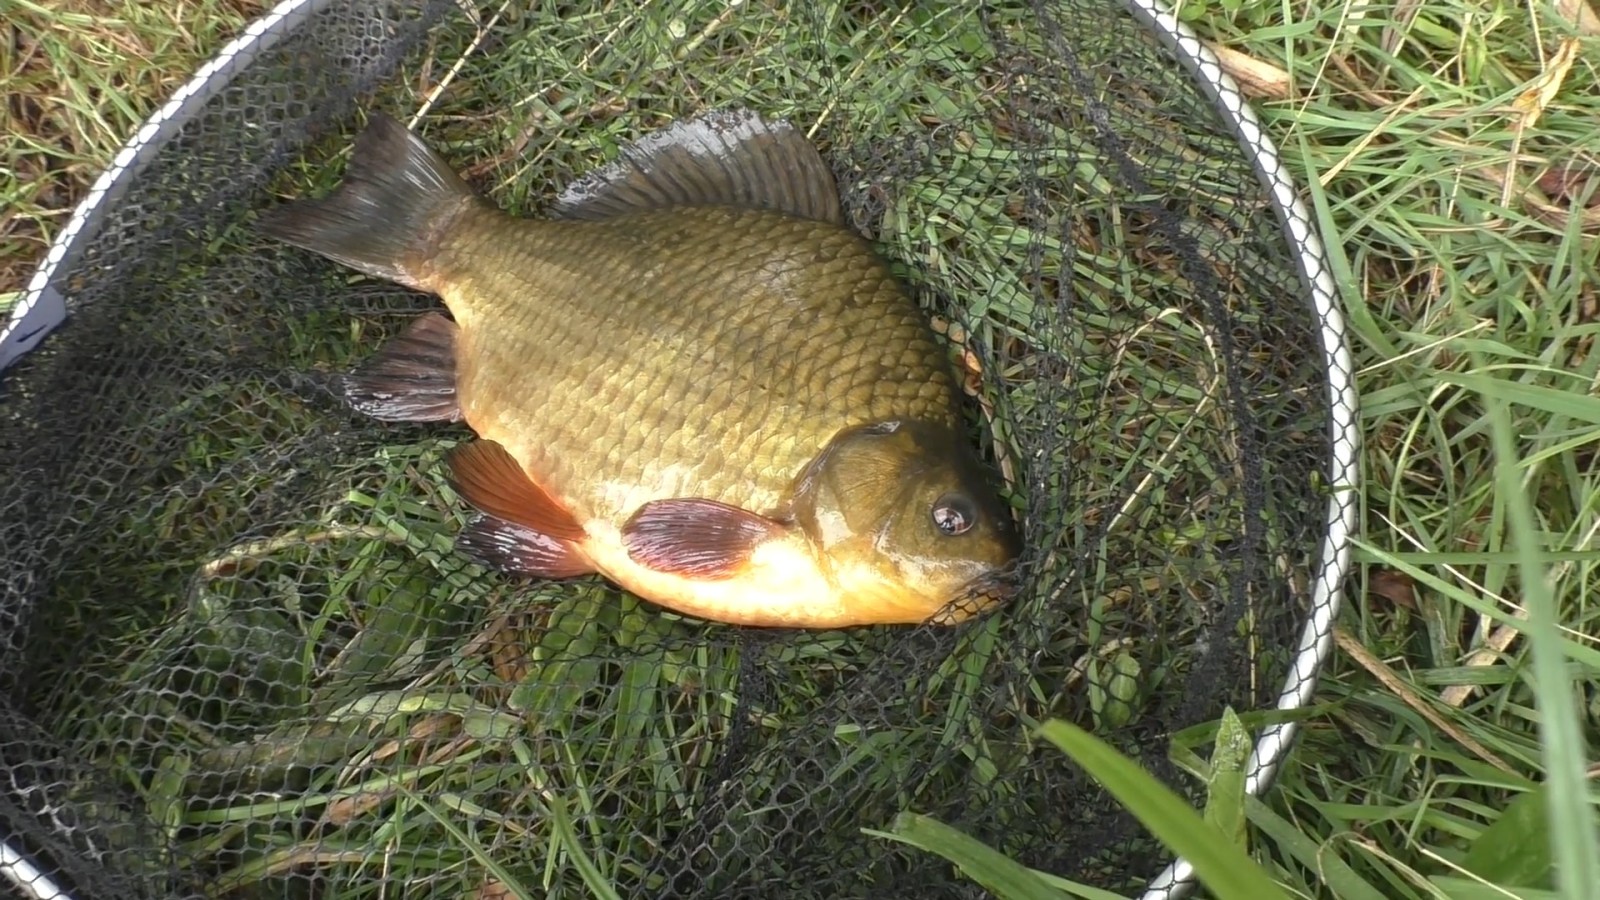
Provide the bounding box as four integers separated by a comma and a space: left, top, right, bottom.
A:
0, 1, 1350, 898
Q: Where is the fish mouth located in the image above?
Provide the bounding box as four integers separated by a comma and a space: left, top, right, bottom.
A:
927, 564, 1023, 625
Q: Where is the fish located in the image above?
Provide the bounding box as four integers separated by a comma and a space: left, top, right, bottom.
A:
259, 108, 1021, 629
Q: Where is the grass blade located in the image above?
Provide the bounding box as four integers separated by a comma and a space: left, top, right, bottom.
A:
1243, 797, 1392, 900
1483, 387, 1600, 898
864, 813, 1070, 900
398, 786, 535, 900
1458, 786, 1553, 888
1201, 707, 1252, 851
1429, 877, 1563, 900
1445, 372, 1600, 427
548, 794, 624, 900
1037, 720, 1289, 900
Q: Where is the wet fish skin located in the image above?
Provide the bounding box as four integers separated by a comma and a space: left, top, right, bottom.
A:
260, 109, 1021, 628
434, 202, 963, 522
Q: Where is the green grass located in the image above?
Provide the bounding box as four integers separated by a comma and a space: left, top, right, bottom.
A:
1176, 0, 1600, 896
4, 0, 1600, 899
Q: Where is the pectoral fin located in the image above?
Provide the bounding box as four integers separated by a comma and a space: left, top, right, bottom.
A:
444, 439, 587, 541
621, 499, 789, 579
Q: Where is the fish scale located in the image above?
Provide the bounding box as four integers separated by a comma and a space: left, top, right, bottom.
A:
441, 204, 960, 524
260, 107, 1019, 628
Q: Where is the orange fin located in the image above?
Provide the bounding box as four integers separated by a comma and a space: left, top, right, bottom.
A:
456, 513, 593, 579
621, 498, 787, 579
338, 311, 461, 423
445, 439, 586, 541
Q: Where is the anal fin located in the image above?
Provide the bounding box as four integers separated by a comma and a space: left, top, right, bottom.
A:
621, 498, 789, 580
445, 439, 587, 541
337, 311, 461, 422
456, 513, 593, 579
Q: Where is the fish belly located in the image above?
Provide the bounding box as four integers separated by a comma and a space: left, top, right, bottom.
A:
574, 522, 866, 628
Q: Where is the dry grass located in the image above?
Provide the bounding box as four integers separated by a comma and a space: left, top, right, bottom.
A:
1, 0, 266, 295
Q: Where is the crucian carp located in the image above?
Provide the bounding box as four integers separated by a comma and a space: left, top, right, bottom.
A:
260, 108, 1020, 628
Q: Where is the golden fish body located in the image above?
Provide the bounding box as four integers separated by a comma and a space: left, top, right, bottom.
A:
261, 109, 1019, 628
439, 205, 958, 519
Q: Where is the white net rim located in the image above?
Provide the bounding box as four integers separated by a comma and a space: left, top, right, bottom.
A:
1115, 0, 1359, 896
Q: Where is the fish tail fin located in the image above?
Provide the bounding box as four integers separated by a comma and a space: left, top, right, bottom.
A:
259, 112, 477, 291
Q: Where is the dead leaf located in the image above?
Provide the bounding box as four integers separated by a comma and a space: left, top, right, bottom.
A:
1510, 38, 1580, 135
931, 317, 1016, 501
1579, 285, 1600, 324
1381, 0, 1426, 56
1535, 155, 1600, 210
1334, 627, 1516, 774
1203, 42, 1292, 101
1554, 0, 1600, 36
479, 879, 518, 900
325, 789, 393, 826
1480, 162, 1600, 234
368, 712, 460, 765
486, 613, 533, 687
1440, 621, 1523, 707
960, 348, 984, 397
929, 316, 967, 344
1320, 86, 1428, 188
1368, 568, 1418, 610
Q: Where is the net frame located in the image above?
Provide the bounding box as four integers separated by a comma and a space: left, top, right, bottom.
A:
0, 1, 1361, 897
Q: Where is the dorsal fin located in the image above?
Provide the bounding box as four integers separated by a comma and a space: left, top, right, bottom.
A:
550, 107, 845, 225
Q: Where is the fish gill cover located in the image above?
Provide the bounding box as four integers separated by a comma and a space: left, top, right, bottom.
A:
0, 2, 1347, 899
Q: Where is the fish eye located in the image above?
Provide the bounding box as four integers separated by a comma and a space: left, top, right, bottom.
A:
931, 492, 978, 536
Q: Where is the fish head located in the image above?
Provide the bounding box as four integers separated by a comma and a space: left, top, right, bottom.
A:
789, 420, 1023, 625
